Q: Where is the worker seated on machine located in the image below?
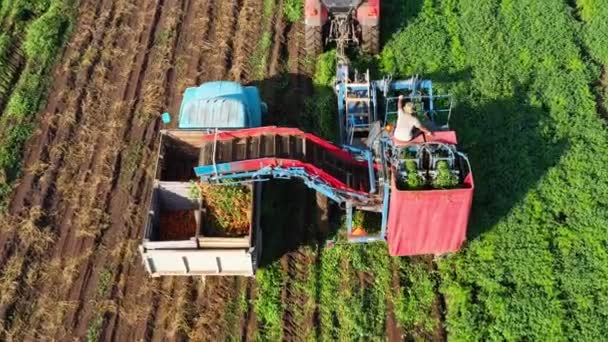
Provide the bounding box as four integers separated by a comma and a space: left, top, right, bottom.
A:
393, 95, 433, 145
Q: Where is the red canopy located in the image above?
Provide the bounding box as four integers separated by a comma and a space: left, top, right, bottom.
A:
387, 131, 474, 256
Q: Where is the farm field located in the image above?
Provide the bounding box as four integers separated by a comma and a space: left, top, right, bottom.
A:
0, 0, 607, 341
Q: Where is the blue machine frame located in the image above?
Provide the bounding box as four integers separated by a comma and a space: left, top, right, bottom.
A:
193, 70, 453, 245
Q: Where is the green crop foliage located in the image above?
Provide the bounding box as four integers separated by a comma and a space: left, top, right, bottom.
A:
86, 268, 113, 342
575, 0, 608, 66
313, 50, 337, 86
283, 0, 302, 23
254, 261, 285, 341
380, 0, 608, 340
249, 0, 275, 80
22, 2, 70, 63
303, 50, 338, 141
404, 160, 423, 189
0, 34, 10, 63
187, 180, 201, 201
432, 160, 458, 189
0, 0, 75, 210
394, 259, 439, 335
318, 219, 391, 340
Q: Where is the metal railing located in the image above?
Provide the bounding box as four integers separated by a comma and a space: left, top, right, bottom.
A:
384, 94, 453, 130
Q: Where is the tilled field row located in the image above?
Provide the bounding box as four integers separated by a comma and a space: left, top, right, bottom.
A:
0, 0, 407, 340
0, 0, 297, 340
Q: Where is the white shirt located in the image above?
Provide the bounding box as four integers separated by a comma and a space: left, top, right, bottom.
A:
394, 108, 422, 141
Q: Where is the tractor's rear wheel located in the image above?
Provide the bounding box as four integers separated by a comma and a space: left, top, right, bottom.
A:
305, 25, 323, 56
362, 25, 380, 55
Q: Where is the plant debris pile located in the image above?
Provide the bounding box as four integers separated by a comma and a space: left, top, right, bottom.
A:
198, 183, 252, 237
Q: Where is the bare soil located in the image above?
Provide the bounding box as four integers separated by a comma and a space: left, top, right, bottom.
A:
0, 0, 436, 340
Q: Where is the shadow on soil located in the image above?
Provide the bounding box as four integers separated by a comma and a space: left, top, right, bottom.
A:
249, 73, 334, 266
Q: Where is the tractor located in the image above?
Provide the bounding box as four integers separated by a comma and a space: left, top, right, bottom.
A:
139, 81, 266, 277
304, 0, 380, 55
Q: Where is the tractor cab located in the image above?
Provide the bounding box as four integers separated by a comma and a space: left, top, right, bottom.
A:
175, 81, 266, 129
304, 0, 380, 55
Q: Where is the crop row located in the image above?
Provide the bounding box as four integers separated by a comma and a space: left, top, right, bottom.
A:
380, 0, 608, 339
0, 0, 76, 209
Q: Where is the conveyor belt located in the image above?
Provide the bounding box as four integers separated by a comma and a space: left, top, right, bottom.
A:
194, 127, 380, 201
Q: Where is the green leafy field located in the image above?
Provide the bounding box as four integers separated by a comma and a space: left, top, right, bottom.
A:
263, 0, 608, 340
0, 0, 75, 208
379, 0, 608, 339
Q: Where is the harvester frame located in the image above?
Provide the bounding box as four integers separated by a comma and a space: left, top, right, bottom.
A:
191, 74, 474, 255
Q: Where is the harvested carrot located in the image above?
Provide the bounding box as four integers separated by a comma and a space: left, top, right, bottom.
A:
159, 210, 197, 241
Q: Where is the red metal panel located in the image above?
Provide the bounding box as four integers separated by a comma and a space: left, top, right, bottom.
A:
356, 0, 380, 26
394, 130, 458, 146
386, 173, 474, 256
387, 131, 473, 256
304, 0, 328, 26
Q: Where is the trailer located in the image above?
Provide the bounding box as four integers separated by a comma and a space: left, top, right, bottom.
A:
139, 81, 266, 277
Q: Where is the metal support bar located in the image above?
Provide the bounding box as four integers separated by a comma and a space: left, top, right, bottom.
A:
365, 150, 376, 194
345, 202, 353, 236
195, 164, 368, 204
347, 235, 386, 243
380, 181, 390, 239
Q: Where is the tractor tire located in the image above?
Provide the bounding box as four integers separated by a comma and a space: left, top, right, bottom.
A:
305, 25, 323, 56
362, 25, 380, 55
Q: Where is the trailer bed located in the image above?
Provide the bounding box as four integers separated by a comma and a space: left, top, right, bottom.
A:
140, 130, 261, 277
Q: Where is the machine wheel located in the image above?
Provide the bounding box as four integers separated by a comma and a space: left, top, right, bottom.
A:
362, 25, 380, 55
305, 25, 323, 56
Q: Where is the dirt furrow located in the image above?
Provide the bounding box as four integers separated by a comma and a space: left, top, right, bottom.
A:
207, 0, 239, 80
108, 0, 195, 338
101, 2, 189, 335
3, 0, 111, 239
147, 276, 179, 341
81, 0, 188, 338
282, 250, 314, 341
32, 0, 118, 258
100, 4, 191, 341
241, 279, 258, 341
100, 0, 223, 339
230, 0, 264, 81
597, 66, 607, 120
0, 39, 25, 116
0, 0, 116, 337
165, 0, 195, 114
21, 0, 143, 337
189, 276, 241, 341
268, 0, 287, 76
194, 0, 215, 84
60, 0, 157, 337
